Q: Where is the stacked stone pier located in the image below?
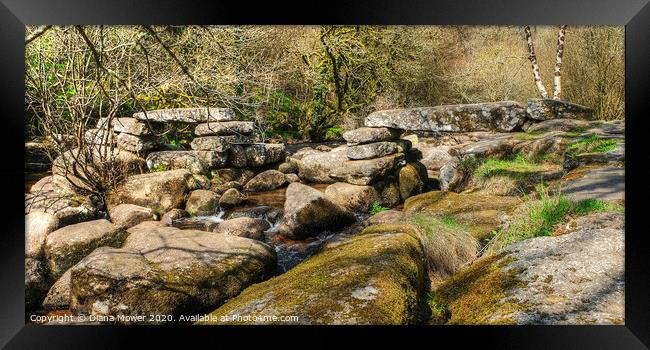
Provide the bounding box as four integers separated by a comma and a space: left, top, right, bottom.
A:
86, 107, 285, 175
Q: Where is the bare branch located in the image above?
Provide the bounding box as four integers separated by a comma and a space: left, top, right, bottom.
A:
25, 25, 53, 45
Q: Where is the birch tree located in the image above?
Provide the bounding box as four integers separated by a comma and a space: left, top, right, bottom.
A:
523, 25, 548, 98
553, 25, 567, 99
524, 25, 568, 100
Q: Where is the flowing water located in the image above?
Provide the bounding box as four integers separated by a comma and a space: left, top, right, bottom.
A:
171, 182, 358, 273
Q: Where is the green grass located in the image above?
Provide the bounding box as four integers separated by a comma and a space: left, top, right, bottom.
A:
369, 201, 389, 215
528, 190, 572, 237
568, 134, 622, 154
474, 154, 540, 180
573, 199, 624, 215
563, 126, 589, 138
485, 186, 625, 253
485, 189, 570, 253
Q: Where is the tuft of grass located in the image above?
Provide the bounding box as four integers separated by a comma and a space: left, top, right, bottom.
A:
409, 213, 479, 278
369, 201, 389, 215
486, 186, 625, 253
573, 198, 624, 215
567, 134, 622, 154
474, 153, 540, 180
527, 189, 572, 237
485, 186, 571, 253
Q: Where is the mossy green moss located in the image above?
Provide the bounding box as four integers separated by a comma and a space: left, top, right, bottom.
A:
197, 224, 425, 325
429, 253, 525, 324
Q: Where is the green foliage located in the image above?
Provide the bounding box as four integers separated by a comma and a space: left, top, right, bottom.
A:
162, 124, 194, 147
260, 90, 306, 141
151, 163, 169, 172
324, 127, 343, 140
568, 134, 622, 154
369, 201, 389, 215
426, 292, 451, 324
24, 25, 625, 143
440, 215, 467, 230
302, 26, 400, 141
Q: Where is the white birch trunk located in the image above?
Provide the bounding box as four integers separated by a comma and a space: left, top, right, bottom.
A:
553, 25, 567, 100
524, 25, 548, 99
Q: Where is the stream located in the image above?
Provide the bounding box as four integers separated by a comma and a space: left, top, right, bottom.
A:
172, 183, 368, 273
26, 169, 368, 275
25, 142, 373, 323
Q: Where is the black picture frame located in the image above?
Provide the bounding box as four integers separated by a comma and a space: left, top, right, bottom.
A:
2, 0, 649, 348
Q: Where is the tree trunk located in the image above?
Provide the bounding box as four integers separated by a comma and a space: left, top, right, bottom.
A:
553, 25, 568, 100
524, 25, 548, 99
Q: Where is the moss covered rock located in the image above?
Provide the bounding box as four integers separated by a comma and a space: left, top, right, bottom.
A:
198, 223, 425, 325
376, 178, 401, 208
430, 211, 624, 325
44, 219, 127, 279
70, 226, 276, 323
398, 162, 428, 200
404, 191, 520, 240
